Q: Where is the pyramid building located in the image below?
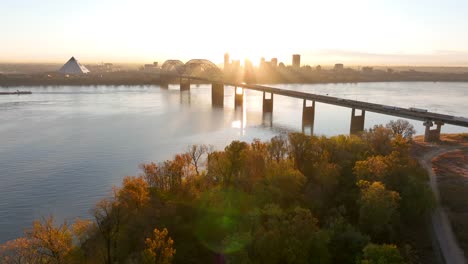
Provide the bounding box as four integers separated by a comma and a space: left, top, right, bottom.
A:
58, 57, 90, 74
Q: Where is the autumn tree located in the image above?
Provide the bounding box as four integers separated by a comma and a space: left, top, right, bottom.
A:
267, 135, 288, 163
288, 133, 321, 175
23, 215, 75, 264
117, 176, 150, 211
0, 237, 40, 264
361, 125, 393, 155
142, 228, 175, 264
358, 181, 400, 241
354, 155, 389, 183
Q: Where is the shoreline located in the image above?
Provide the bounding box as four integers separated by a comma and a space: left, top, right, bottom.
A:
2, 78, 468, 88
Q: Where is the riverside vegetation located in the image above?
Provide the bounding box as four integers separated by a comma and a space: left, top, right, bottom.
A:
0, 120, 436, 264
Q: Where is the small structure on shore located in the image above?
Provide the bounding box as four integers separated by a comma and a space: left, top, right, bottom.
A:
58, 57, 90, 75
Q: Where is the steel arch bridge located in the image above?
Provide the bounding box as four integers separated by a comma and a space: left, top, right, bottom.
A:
161, 59, 221, 78
161, 60, 185, 74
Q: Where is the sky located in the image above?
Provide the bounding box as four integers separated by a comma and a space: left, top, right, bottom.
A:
1, 0, 468, 66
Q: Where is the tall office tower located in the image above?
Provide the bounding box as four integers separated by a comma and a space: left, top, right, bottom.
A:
292, 54, 301, 68
224, 53, 230, 70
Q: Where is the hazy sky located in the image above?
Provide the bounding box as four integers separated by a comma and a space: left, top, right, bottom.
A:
1, 0, 468, 66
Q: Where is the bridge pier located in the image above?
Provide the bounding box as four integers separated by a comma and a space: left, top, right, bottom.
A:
211, 82, 224, 107
235, 87, 244, 108
350, 108, 365, 134
262, 112, 273, 127
160, 76, 169, 89
263, 92, 274, 113
302, 99, 315, 135
424, 120, 444, 142
180, 78, 190, 91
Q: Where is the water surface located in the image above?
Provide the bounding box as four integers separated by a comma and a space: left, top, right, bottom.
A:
0, 82, 467, 242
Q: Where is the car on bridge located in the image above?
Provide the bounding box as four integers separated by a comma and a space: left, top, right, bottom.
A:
409, 107, 428, 113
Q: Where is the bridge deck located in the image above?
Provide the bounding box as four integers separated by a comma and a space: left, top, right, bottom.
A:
168, 74, 468, 128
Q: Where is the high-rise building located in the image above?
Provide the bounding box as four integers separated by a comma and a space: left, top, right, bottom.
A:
260, 57, 266, 69
334, 63, 344, 70
292, 54, 301, 68
224, 53, 230, 70
270, 58, 278, 67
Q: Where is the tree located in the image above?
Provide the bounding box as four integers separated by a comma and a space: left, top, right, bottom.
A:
358, 181, 400, 240
186, 144, 209, 175
252, 205, 327, 264
354, 155, 389, 183
361, 125, 393, 155
327, 218, 369, 264
207, 151, 232, 186
0, 237, 40, 264
258, 161, 306, 207
224, 140, 250, 179
288, 133, 321, 175
117, 176, 150, 211
140, 162, 165, 190
267, 135, 288, 163
386, 119, 416, 140
358, 243, 404, 264
142, 228, 175, 264
92, 191, 121, 264
25, 215, 74, 264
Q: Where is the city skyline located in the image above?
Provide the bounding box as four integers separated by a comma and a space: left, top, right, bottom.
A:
2, 0, 468, 66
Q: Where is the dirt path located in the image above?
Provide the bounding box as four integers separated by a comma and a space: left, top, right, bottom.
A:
420, 146, 467, 264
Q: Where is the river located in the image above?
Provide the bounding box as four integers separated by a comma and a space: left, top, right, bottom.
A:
0, 82, 467, 242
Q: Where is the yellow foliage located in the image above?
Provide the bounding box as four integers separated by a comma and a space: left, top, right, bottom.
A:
143, 227, 176, 264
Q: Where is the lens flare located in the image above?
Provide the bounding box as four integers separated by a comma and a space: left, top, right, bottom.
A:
194, 188, 255, 254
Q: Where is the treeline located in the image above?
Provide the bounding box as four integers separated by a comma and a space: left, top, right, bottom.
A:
0, 120, 436, 264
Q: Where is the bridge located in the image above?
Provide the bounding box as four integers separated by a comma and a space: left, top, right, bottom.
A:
159, 59, 468, 142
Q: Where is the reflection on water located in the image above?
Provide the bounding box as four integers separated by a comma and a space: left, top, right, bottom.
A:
0, 82, 467, 242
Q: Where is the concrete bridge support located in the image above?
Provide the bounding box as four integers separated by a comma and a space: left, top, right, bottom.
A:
424, 120, 444, 142
235, 87, 244, 108
180, 78, 190, 91
211, 82, 224, 107
263, 92, 274, 113
262, 112, 273, 127
159, 75, 169, 89
350, 108, 365, 134
302, 100, 315, 135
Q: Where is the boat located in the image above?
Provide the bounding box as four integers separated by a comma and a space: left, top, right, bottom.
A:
0, 91, 32, 95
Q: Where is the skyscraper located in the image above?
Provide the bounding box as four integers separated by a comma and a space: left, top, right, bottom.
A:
224, 53, 230, 70
292, 54, 301, 68
270, 58, 278, 67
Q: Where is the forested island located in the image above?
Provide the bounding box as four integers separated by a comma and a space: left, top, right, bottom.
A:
0, 121, 438, 264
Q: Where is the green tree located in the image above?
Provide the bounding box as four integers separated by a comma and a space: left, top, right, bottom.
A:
358, 243, 404, 264
358, 181, 400, 240
257, 161, 306, 207
252, 205, 328, 264
327, 218, 369, 264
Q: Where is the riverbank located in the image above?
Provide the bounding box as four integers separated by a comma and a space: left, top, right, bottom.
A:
413, 133, 468, 264
2, 70, 468, 87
